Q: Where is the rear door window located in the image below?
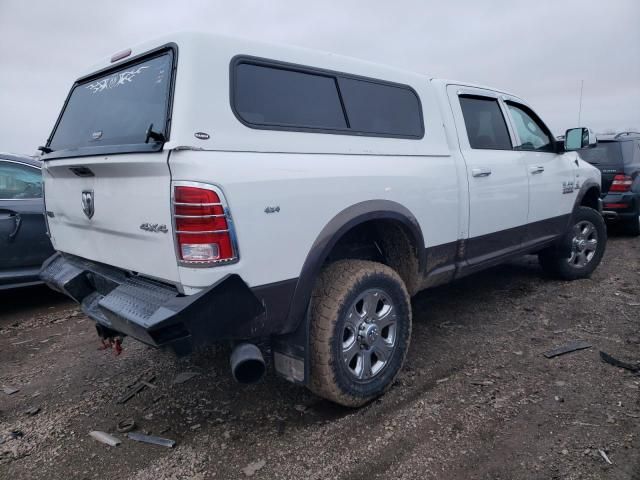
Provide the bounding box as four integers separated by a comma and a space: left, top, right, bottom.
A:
459, 96, 512, 150
49, 50, 174, 154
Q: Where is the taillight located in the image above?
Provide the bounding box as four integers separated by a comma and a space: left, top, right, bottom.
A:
172, 183, 238, 265
610, 174, 633, 192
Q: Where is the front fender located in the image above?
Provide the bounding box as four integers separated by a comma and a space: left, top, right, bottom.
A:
572, 179, 601, 217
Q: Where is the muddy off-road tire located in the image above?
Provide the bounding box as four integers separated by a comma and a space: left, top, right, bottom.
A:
308, 260, 412, 407
538, 206, 607, 280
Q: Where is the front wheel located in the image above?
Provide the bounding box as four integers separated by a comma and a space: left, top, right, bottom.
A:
308, 260, 412, 407
538, 206, 607, 280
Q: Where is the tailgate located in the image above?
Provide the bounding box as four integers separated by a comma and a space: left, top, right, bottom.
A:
43, 153, 180, 283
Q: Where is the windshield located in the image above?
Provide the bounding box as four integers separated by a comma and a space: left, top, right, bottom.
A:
578, 141, 623, 167
49, 50, 174, 153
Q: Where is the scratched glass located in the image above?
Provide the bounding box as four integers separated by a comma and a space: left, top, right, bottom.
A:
50, 52, 173, 151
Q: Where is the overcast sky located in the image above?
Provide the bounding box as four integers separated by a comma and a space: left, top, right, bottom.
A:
1, 0, 638, 155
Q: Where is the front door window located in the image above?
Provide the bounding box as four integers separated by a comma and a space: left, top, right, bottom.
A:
506, 102, 553, 152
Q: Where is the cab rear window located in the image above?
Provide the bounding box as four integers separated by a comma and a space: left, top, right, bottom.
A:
48, 49, 174, 156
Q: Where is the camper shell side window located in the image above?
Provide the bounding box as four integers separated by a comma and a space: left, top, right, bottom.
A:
230, 56, 425, 139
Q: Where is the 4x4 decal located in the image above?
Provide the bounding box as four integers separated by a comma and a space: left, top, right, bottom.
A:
139, 223, 168, 233
562, 181, 575, 194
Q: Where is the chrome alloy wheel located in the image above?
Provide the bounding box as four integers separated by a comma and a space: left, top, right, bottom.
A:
341, 289, 398, 381
567, 220, 599, 268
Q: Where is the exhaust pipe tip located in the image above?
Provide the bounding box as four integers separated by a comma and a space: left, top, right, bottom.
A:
230, 343, 266, 384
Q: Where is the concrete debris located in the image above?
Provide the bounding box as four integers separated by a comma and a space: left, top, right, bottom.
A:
242, 460, 266, 477
172, 372, 199, 385
24, 407, 40, 416
470, 380, 494, 386
598, 449, 612, 465
2, 386, 20, 395
127, 431, 176, 448
89, 431, 121, 447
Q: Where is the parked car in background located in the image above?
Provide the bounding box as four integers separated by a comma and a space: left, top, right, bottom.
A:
0, 153, 54, 289
578, 132, 640, 236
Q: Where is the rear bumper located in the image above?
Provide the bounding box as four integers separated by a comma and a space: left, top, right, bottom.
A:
602, 210, 638, 222
601, 192, 638, 221
0, 266, 43, 290
39, 253, 269, 351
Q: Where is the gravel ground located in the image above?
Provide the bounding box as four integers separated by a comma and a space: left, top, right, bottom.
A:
1, 234, 639, 480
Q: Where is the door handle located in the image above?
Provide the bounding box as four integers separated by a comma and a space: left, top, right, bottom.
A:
1, 212, 22, 241
529, 165, 545, 174
471, 167, 492, 177
9, 213, 22, 240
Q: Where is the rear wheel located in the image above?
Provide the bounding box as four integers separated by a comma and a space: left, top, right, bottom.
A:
538, 206, 607, 280
308, 260, 411, 407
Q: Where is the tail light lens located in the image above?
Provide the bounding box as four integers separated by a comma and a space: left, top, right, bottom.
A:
610, 174, 633, 192
173, 183, 238, 265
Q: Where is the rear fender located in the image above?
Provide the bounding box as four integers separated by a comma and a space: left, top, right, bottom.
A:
272, 200, 425, 384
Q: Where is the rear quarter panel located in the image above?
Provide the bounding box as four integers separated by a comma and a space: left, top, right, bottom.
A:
170, 147, 460, 290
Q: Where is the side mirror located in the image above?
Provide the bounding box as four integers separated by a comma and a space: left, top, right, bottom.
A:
564, 127, 597, 151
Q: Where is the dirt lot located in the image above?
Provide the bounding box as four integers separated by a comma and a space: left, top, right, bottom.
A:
1, 235, 639, 480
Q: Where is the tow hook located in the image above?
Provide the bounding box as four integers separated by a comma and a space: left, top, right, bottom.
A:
98, 336, 123, 355
96, 325, 124, 355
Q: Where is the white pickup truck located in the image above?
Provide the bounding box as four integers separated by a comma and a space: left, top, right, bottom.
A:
40, 32, 605, 406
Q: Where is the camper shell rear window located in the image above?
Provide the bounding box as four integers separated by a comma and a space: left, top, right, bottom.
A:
45, 45, 176, 159
231, 56, 424, 139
